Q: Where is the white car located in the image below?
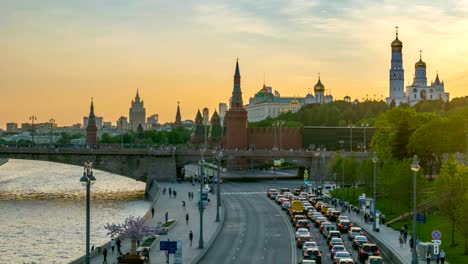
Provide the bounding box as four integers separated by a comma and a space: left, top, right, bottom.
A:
296, 228, 310, 239
302, 241, 318, 252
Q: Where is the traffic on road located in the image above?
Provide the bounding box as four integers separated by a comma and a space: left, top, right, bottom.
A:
267, 188, 385, 264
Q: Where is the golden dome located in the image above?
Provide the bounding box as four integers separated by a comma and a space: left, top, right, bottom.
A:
314, 78, 325, 92
291, 99, 299, 104
391, 37, 403, 49
415, 59, 426, 68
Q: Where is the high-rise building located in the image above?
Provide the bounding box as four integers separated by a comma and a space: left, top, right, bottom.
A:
129, 89, 146, 130
223, 59, 248, 149
116, 116, 130, 131
6, 123, 18, 132
147, 114, 159, 128
86, 99, 98, 146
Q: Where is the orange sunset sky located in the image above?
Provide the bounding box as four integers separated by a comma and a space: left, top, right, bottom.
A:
2, 0, 468, 128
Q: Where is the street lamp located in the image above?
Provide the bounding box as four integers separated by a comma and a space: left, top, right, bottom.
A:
372, 152, 378, 232
339, 140, 345, 212
215, 150, 223, 222
79, 162, 96, 264
411, 155, 420, 264
348, 124, 354, 152
362, 122, 369, 152
29, 115, 37, 145
314, 151, 320, 193
49, 118, 55, 147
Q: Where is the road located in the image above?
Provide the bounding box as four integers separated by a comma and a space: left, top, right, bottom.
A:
198, 180, 301, 264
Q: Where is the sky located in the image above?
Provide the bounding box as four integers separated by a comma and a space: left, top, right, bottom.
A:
2, 0, 468, 128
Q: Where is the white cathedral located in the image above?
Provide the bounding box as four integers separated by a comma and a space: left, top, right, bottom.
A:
386, 28, 449, 106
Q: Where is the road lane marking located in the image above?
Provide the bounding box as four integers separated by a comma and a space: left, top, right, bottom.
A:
222, 192, 267, 195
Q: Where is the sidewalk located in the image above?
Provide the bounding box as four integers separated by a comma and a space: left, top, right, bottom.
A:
342, 204, 415, 263
89, 182, 223, 264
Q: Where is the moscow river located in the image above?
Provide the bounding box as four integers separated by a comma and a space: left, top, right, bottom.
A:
0, 159, 150, 263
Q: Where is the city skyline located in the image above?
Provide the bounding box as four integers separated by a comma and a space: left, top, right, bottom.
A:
2, 0, 468, 128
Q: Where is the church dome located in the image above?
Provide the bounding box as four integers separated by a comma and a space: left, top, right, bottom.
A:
391, 37, 402, 49
314, 78, 325, 92
306, 93, 315, 99
415, 58, 426, 68
290, 99, 299, 104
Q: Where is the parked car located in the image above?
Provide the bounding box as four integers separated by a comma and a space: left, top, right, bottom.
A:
359, 244, 380, 262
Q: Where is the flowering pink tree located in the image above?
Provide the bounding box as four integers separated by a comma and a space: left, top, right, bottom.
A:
104, 216, 158, 254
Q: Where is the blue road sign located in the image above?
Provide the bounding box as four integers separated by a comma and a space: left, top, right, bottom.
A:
432, 230, 442, 240
416, 213, 426, 223
160, 240, 178, 253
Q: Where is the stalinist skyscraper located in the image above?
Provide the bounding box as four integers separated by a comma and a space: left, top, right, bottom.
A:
129, 89, 146, 130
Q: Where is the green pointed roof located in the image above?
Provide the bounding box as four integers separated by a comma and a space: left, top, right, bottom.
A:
235, 59, 240, 76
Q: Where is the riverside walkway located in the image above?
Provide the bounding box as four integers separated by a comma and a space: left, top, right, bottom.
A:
87, 182, 223, 264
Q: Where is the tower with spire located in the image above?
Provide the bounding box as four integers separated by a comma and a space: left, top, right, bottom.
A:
224, 59, 248, 149
129, 89, 146, 130
386, 26, 406, 106
86, 98, 98, 146
173, 102, 182, 128
314, 73, 325, 103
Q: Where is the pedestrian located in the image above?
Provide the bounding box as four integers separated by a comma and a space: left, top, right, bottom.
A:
364, 213, 368, 224
137, 239, 141, 247
186, 213, 189, 224
439, 250, 445, 263
409, 236, 414, 252
348, 206, 351, 214
103, 248, 108, 263
189, 230, 193, 246
169, 187, 172, 194
404, 228, 408, 244
381, 213, 386, 224
426, 250, 431, 264
182, 200, 186, 209
169, 189, 172, 198
111, 238, 116, 253
151, 207, 155, 218
165, 211, 169, 223
173, 190, 177, 198
399, 234, 404, 248
188, 192, 191, 201
436, 252, 440, 264
117, 238, 122, 254
163, 187, 166, 195
91, 245, 95, 251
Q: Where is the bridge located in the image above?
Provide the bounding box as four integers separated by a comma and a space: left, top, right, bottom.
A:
0, 147, 372, 193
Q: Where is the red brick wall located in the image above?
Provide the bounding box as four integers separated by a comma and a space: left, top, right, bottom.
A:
247, 127, 303, 150
224, 109, 248, 149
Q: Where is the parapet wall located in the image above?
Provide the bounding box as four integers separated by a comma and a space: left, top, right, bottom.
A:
247, 127, 303, 150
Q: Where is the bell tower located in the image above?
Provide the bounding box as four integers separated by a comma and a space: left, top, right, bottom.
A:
387, 26, 405, 105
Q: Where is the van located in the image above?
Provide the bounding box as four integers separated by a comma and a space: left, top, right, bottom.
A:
323, 224, 337, 238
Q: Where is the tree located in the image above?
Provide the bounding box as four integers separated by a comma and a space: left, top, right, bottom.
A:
435, 155, 467, 246
104, 216, 158, 255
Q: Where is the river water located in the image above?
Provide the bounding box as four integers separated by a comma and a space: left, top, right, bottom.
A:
0, 159, 150, 263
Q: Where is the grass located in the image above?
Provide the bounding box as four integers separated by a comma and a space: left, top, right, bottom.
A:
161, 219, 176, 228
141, 237, 157, 247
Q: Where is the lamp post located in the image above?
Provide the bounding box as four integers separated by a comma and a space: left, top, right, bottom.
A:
215, 150, 223, 222
49, 118, 55, 147
29, 115, 37, 145
411, 155, 420, 264
348, 124, 354, 152
199, 150, 205, 249
339, 140, 345, 212
79, 162, 96, 264
372, 152, 378, 231
273, 122, 277, 150
119, 117, 124, 149
362, 122, 369, 152
314, 152, 319, 193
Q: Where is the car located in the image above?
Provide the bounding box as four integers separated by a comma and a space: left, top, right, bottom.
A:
302, 241, 319, 252
270, 192, 278, 199
337, 220, 353, 233
275, 195, 285, 204
267, 189, 277, 198
329, 211, 342, 221
365, 256, 384, 264
359, 244, 380, 262
348, 227, 363, 240
333, 251, 351, 263
327, 230, 342, 243
293, 188, 301, 195
296, 219, 311, 230
310, 212, 323, 221
282, 201, 291, 210
303, 248, 322, 264
292, 214, 307, 224
319, 221, 332, 234
323, 224, 337, 238
297, 235, 313, 248
315, 216, 327, 227
329, 237, 344, 249
337, 215, 350, 224
280, 188, 290, 194
300, 260, 317, 264
338, 258, 355, 264
352, 236, 368, 250
325, 207, 336, 218
330, 245, 346, 258
296, 228, 311, 239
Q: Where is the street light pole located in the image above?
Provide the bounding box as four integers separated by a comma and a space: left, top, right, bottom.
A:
216, 151, 223, 222
349, 124, 354, 152
29, 115, 37, 145
273, 123, 277, 150
372, 152, 378, 231
49, 118, 55, 147
339, 140, 345, 212
411, 155, 420, 264
362, 122, 368, 152
120, 117, 124, 149
199, 150, 205, 249
79, 162, 96, 264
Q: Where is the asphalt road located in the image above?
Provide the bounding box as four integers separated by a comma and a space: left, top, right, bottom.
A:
198, 180, 300, 264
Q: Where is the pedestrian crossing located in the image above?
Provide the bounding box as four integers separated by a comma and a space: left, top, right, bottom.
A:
221, 191, 267, 195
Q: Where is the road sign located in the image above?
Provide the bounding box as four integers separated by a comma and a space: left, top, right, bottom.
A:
160, 240, 178, 254
432, 230, 442, 240
273, 159, 281, 167
416, 213, 426, 223
434, 244, 440, 255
